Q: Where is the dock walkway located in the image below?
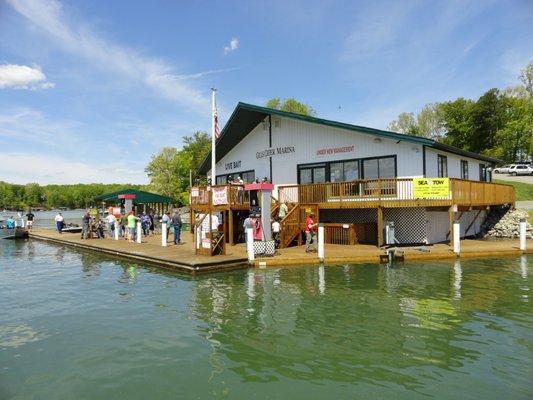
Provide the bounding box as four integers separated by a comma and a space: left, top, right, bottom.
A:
29, 228, 532, 273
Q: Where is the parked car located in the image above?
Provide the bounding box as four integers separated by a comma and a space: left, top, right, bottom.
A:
493, 164, 515, 173
509, 164, 533, 175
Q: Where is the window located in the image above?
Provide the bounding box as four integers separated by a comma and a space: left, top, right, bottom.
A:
378, 157, 396, 178
298, 164, 326, 184
461, 160, 468, 180
298, 155, 396, 184
438, 155, 448, 177
362, 156, 396, 179
329, 160, 360, 182
479, 164, 487, 181
215, 170, 255, 185
363, 159, 379, 179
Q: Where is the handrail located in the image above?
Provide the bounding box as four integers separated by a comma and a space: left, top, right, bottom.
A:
277, 178, 515, 207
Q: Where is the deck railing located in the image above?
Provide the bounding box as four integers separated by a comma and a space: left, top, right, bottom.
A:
277, 178, 515, 207
190, 185, 249, 207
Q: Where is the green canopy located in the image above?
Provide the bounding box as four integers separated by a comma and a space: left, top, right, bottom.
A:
94, 189, 173, 204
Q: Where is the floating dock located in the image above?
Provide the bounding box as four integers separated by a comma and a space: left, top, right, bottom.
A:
28, 228, 532, 273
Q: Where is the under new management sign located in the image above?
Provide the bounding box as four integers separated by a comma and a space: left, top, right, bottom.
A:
413, 178, 450, 198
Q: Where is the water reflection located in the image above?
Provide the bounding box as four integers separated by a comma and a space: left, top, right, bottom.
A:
190, 258, 531, 390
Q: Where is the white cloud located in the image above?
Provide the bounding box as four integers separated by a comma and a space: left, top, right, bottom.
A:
0, 152, 148, 185
6, 0, 208, 108
224, 38, 239, 54
0, 64, 55, 89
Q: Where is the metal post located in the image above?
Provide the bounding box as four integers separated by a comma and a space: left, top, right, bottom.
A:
519, 218, 526, 251
246, 227, 254, 263
318, 223, 325, 262
162, 222, 167, 247
136, 221, 142, 244
453, 221, 460, 255
114, 222, 119, 240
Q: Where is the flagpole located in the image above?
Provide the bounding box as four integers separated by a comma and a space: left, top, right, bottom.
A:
210, 88, 216, 186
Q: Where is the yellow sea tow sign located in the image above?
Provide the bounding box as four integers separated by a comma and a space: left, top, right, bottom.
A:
413, 178, 450, 199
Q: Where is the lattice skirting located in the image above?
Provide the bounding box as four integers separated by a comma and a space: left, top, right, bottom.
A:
383, 207, 427, 244
319, 209, 377, 224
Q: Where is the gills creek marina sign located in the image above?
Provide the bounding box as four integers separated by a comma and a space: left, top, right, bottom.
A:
256, 146, 296, 159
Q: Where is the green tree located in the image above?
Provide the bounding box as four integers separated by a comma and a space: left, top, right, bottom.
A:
182, 131, 210, 183
417, 104, 444, 139
387, 112, 420, 135
265, 97, 316, 116
24, 183, 42, 207
439, 98, 475, 149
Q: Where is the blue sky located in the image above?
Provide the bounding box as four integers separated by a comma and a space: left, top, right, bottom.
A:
0, 0, 532, 184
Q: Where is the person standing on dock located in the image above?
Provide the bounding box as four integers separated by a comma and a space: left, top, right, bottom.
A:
140, 212, 151, 236
162, 212, 171, 239
171, 210, 182, 245
81, 212, 91, 239
305, 212, 317, 253
106, 212, 116, 238
55, 212, 64, 234
26, 209, 35, 232
126, 211, 138, 243
272, 218, 281, 248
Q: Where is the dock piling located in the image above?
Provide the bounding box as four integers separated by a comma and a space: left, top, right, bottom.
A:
246, 227, 254, 263
136, 222, 142, 244
162, 222, 167, 247
318, 224, 325, 262
453, 221, 460, 255
519, 218, 526, 251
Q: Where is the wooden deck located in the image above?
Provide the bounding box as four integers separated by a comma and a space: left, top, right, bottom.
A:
29, 228, 532, 273
29, 229, 248, 273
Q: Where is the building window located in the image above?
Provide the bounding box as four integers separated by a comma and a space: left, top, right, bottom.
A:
298, 155, 396, 184
330, 160, 360, 182
362, 156, 396, 179
479, 164, 488, 182
298, 164, 326, 184
215, 170, 255, 185
438, 155, 448, 177
461, 160, 468, 180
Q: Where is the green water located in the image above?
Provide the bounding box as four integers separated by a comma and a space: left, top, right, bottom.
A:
0, 240, 531, 400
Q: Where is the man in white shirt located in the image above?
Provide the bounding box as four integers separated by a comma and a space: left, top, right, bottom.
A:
272, 218, 281, 248
54, 212, 64, 234
106, 213, 116, 238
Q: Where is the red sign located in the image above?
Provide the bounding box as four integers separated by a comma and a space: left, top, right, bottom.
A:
316, 145, 354, 156
118, 194, 136, 199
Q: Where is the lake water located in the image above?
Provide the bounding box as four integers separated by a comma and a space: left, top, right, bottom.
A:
0, 210, 86, 229
0, 239, 531, 399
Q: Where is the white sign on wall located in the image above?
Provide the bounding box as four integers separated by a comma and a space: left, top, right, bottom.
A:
212, 187, 228, 205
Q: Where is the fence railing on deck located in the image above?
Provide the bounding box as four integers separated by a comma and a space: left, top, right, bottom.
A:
190, 185, 249, 207
277, 178, 514, 207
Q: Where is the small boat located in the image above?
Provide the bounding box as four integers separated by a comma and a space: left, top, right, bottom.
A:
61, 226, 82, 233
0, 227, 28, 239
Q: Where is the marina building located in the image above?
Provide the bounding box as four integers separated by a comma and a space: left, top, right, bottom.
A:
192, 103, 514, 250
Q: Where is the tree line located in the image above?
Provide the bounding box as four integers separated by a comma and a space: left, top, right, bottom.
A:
0, 182, 144, 210
388, 62, 533, 163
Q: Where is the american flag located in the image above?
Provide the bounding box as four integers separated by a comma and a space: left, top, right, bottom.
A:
214, 99, 220, 139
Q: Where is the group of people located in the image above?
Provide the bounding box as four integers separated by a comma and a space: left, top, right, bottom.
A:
272, 201, 317, 252
240, 200, 317, 253
101, 209, 183, 244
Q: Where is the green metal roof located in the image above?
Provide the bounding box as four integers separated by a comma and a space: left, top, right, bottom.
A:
198, 102, 500, 174
94, 189, 173, 204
